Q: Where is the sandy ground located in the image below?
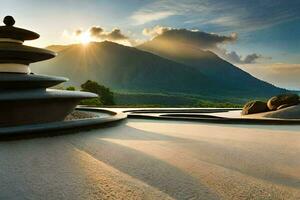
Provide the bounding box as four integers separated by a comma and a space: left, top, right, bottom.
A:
0, 119, 300, 200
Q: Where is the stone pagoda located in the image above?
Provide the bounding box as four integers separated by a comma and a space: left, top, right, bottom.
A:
0, 16, 97, 126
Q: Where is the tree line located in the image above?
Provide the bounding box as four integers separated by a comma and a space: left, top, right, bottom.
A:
66, 80, 115, 106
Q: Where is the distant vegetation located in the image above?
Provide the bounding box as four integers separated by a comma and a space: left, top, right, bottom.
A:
66, 86, 76, 91
196, 100, 242, 108
114, 92, 243, 107
63, 81, 242, 108
64, 80, 115, 106
81, 80, 115, 105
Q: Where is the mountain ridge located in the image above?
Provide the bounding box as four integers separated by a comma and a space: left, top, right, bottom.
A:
138, 34, 282, 94
31, 40, 287, 104
34, 41, 217, 94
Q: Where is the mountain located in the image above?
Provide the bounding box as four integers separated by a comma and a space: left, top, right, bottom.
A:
33, 41, 217, 95
138, 30, 284, 96
31, 41, 286, 104
46, 45, 69, 52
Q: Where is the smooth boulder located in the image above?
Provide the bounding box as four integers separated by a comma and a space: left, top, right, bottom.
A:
242, 100, 269, 115
277, 104, 293, 110
263, 104, 300, 119
267, 94, 299, 111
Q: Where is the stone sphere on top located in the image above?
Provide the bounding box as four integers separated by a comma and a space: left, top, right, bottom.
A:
0, 15, 39, 41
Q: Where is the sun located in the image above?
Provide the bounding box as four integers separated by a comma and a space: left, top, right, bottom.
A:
80, 32, 91, 45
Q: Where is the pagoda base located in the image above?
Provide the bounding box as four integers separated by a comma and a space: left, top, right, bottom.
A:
0, 98, 81, 127
0, 88, 97, 127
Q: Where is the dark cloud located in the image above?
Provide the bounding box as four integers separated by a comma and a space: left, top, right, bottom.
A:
225, 51, 241, 63
88, 27, 128, 41
90, 26, 103, 36
106, 29, 128, 40
154, 28, 237, 49
75, 29, 82, 36
221, 51, 264, 64
243, 54, 262, 64
75, 26, 129, 42
224, 48, 270, 64
147, 26, 265, 64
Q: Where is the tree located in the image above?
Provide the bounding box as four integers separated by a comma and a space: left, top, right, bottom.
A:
81, 80, 115, 105
66, 86, 76, 91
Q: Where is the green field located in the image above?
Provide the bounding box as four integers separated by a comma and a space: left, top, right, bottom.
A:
113, 92, 243, 108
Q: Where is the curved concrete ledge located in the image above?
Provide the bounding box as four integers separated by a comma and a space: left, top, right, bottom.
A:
0, 73, 68, 89
0, 89, 97, 101
124, 108, 240, 114
3, 107, 300, 140
0, 43, 56, 64
127, 109, 300, 125
0, 63, 29, 73
0, 107, 127, 138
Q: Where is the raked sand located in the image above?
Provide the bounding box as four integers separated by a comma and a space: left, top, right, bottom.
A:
0, 119, 300, 199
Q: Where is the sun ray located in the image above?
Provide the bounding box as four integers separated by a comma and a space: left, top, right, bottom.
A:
80, 32, 91, 45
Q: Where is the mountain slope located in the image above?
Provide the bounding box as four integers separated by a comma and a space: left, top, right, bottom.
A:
138, 31, 285, 96
31, 41, 286, 102
46, 45, 69, 52
32, 41, 217, 95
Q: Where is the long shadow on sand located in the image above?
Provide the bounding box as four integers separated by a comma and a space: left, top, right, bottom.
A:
70, 133, 219, 200
70, 121, 300, 190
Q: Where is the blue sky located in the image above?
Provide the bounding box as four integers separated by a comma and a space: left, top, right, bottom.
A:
1, 0, 300, 89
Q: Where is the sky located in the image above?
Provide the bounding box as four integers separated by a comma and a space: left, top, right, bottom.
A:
1, 0, 300, 89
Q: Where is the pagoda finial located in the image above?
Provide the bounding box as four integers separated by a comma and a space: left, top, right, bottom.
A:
3, 16, 15, 26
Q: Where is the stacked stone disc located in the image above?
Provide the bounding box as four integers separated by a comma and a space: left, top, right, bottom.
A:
0, 16, 97, 126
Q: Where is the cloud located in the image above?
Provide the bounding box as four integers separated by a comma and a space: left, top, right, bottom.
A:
85, 26, 128, 41
106, 29, 128, 40
224, 51, 242, 63
64, 24, 146, 46
243, 54, 262, 64
143, 25, 171, 37
146, 27, 238, 49
89, 26, 103, 36
75, 29, 82, 36
152, 28, 238, 51
131, 0, 300, 31
220, 50, 265, 64
131, 11, 175, 25
144, 26, 264, 64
